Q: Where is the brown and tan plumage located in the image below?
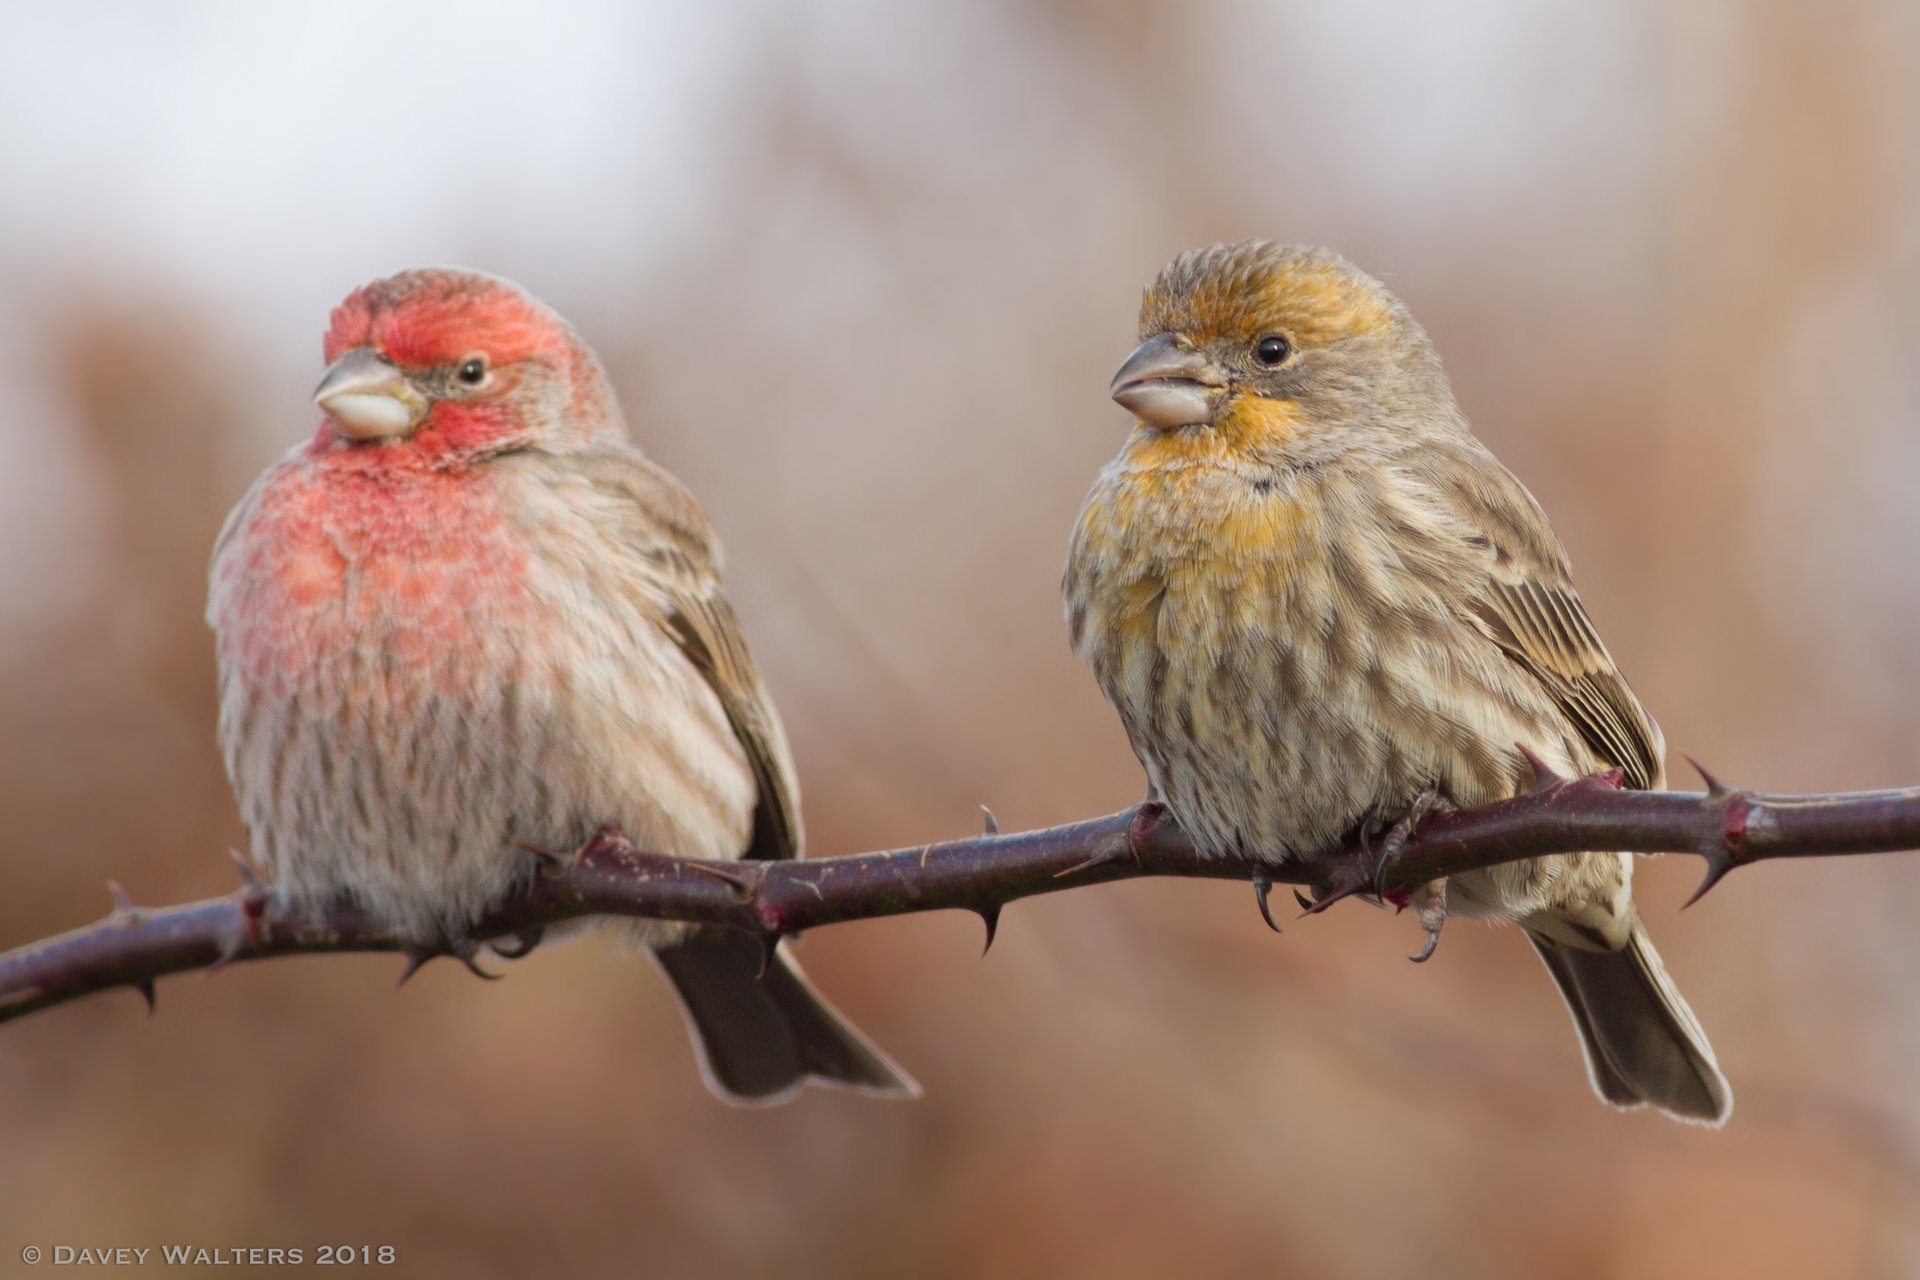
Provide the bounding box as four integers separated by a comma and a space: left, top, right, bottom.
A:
209, 268, 916, 1105
1065, 241, 1728, 1123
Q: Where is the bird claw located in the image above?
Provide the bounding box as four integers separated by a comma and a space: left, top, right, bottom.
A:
1250, 868, 1283, 934
397, 928, 504, 985
489, 927, 544, 960
1407, 882, 1449, 963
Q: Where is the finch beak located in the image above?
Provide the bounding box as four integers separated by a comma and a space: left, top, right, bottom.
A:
313, 347, 429, 441
1109, 333, 1225, 430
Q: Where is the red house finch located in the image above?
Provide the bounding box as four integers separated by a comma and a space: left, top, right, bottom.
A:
1065, 241, 1729, 1123
208, 267, 915, 1105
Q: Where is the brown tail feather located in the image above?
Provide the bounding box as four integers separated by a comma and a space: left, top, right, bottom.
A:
1527, 918, 1731, 1125
653, 930, 919, 1106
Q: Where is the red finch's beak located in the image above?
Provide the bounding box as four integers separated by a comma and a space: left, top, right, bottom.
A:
1109, 333, 1226, 430
314, 347, 430, 441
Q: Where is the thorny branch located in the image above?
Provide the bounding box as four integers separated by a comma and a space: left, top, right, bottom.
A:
5, 758, 1920, 1025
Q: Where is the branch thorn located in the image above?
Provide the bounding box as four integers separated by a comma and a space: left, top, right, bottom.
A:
132, 978, 156, 1014
980, 806, 1000, 837
1684, 754, 1733, 798
106, 881, 145, 925
1298, 878, 1366, 918
683, 860, 759, 901
1516, 743, 1566, 792
977, 905, 1001, 955
226, 848, 267, 894
1054, 846, 1124, 879
1681, 853, 1734, 910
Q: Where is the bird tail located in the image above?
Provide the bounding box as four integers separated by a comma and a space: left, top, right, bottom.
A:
653, 930, 920, 1106
1525, 916, 1731, 1125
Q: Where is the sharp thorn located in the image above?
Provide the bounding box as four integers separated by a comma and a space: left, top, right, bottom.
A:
1299, 879, 1364, 917
977, 905, 1001, 955
226, 848, 267, 893
133, 979, 156, 1013
512, 837, 568, 874
1683, 754, 1733, 798
755, 934, 778, 980
107, 880, 140, 917
1515, 743, 1566, 791
397, 948, 437, 986
1595, 767, 1625, 789
1250, 869, 1283, 934
1054, 848, 1120, 879
980, 805, 1000, 837
1681, 856, 1732, 910
683, 860, 759, 900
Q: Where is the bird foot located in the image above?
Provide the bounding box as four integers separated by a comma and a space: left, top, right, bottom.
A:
1369, 788, 1442, 896
1407, 881, 1448, 963
488, 927, 545, 960
398, 926, 505, 985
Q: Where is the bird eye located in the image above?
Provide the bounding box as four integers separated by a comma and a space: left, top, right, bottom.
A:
456, 357, 488, 386
1254, 335, 1291, 366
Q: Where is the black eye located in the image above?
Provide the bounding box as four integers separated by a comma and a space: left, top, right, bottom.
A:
456, 358, 488, 385
1254, 335, 1291, 366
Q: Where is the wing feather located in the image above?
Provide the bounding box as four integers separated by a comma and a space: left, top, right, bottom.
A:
575, 450, 804, 862
1427, 441, 1666, 791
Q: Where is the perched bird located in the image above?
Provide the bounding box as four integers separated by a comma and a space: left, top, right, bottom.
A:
1064, 241, 1729, 1123
208, 267, 916, 1105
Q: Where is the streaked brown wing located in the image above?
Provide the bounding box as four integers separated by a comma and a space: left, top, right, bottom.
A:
583, 451, 805, 862
1432, 440, 1666, 791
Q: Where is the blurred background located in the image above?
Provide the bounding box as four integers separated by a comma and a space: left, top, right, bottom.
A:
2, 2, 1917, 1276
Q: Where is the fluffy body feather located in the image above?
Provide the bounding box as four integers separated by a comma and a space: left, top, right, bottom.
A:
210, 268, 914, 1104
1065, 242, 1729, 1123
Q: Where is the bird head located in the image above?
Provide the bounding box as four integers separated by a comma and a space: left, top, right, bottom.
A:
1110, 241, 1451, 458
313, 268, 622, 461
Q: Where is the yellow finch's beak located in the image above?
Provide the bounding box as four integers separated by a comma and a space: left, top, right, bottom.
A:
313, 347, 429, 441
1109, 333, 1225, 430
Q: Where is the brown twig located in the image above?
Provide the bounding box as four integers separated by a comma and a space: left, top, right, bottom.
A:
5, 762, 1920, 1025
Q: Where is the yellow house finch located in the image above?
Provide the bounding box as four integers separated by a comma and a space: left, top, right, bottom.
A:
1064, 241, 1729, 1124
208, 267, 915, 1105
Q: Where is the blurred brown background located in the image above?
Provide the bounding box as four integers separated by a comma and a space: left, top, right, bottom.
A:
3, 3, 1919, 1277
